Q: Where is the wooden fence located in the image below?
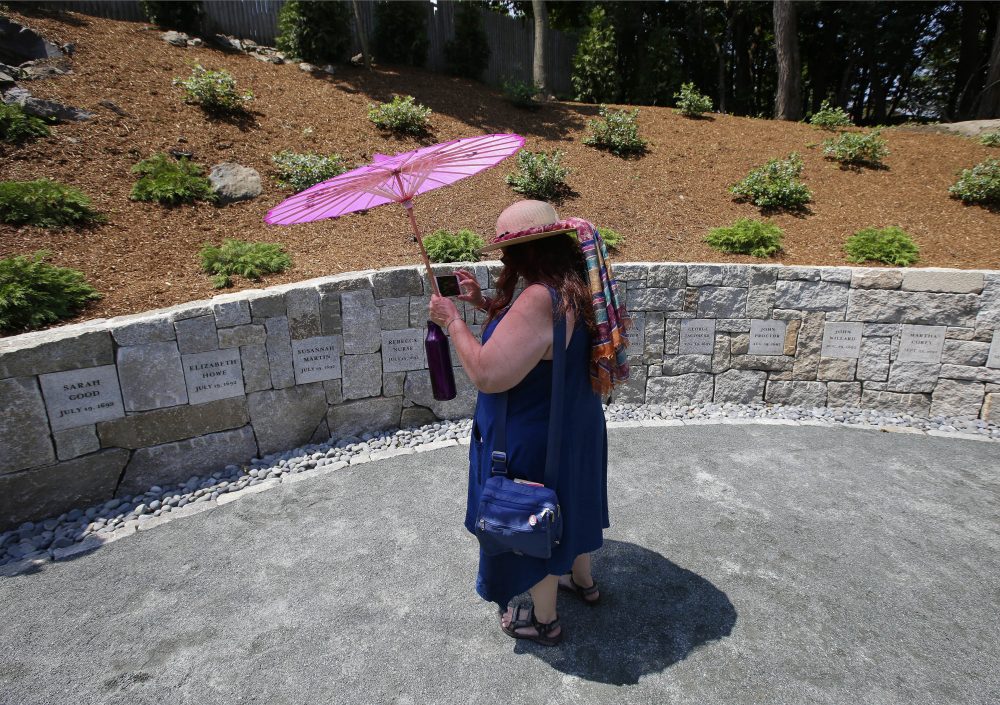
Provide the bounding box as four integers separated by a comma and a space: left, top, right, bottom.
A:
36, 0, 578, 95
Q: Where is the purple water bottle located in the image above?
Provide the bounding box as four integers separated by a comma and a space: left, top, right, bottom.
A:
425, 320, 457, 400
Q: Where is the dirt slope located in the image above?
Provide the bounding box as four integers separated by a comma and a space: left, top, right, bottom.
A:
2, 8, 998, 330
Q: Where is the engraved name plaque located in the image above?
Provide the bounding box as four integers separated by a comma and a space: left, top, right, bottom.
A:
39, 364, 126, 431
292, 335, 343, 384
896, 325, 946, 364
182, 349, 245, 405
748, 319, 787, 356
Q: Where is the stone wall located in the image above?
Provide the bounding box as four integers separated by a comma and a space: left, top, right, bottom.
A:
2, 262, 999, 529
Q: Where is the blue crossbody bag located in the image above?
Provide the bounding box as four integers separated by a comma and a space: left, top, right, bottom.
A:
474, 288, 566, 559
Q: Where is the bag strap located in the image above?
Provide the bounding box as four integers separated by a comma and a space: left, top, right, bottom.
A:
491, 285, 567, 490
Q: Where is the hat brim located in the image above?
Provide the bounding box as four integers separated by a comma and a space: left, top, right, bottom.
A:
478, 227, 578, 254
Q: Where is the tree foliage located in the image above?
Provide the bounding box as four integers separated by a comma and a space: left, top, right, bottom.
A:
276, 0, 353, 65
444, 2, 490, 80
373, 0, 430, 67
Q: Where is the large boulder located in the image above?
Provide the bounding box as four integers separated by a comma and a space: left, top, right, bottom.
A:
2, 86, 93, 121
209, 163, 262, 204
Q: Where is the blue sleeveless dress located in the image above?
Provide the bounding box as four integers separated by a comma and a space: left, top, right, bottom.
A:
463, 287, 610, 607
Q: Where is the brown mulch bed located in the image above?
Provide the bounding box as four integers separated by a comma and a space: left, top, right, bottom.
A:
2, 9, 999, 335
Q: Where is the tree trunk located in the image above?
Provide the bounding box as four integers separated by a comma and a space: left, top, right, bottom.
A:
975, 5, 1000, 117
531, 0, 548, 98
350, 0, 371, 71
773, 0, 801, 120
952, 2, 985, 119
732, 6, 752, 115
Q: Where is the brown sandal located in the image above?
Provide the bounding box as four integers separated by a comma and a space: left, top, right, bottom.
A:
500, 605, 563, 646
559, 574, 600, 606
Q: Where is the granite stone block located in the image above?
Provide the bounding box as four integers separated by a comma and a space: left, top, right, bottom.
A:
285, 287, 322, 339
0, 376, 55, 474
901, 269, 984, 294
342, 353, 383, 400
53, 425, 100, 461
775, 280, 849, 312
117, 342, 188, 411
0, 323, 112, 379
342, 289, 382, 354
646, 373, 714, 405
930, 379, 985, 418
327, 397, 403, 439
697, 287, 747, 319
97, 396, 249, 449
109, 316, 175, 346
846, 290, 979, 327
174, 315, 218, 354
247, 384, 328, 456
765, 381, 828, 407
240, 344, 271, 393
713, 370, 766, 404
218, 324, 266, 349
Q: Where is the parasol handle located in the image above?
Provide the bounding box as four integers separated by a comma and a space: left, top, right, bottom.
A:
401, 199, 440, 297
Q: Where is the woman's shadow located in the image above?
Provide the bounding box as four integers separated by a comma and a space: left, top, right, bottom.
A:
508, 539, 737, 685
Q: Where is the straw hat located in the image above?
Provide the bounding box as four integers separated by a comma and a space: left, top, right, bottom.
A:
478, 200, 577, 253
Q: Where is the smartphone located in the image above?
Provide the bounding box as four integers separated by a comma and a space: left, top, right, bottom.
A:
435, 274, 461, 297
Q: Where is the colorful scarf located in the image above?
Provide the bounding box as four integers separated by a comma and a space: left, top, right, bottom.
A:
489, 217, 633, 393
563, 218, 632, 395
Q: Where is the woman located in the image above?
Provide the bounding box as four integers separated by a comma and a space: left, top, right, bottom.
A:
428, 200, 631, 646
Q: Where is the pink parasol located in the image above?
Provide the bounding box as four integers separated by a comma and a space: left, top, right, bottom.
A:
265, 133, 525, 295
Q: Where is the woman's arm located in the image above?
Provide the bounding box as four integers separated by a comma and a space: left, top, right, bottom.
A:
434, 284, 553, 394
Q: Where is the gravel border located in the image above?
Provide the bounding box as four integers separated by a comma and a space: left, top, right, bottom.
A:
2, 403, 997, 573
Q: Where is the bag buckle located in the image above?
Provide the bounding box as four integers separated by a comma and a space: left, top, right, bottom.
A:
491, 451, 508, 475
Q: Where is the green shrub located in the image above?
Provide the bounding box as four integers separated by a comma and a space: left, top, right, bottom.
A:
822, 128, 889, 167
844, 226, 919, 266
423, 229, 485, 263
0, 180, 105, 227
373, 0, 429, 67
583, 105, 647, 156
140, 0, 201, 32
271, 150, 347, 192
0, 251, 101, 333
809, 99, 852, 130
731, 152, 812, 209
444, 2, 489, 80
275, 0, 352, 65
597, 227, 624, 251
571, 5, 618, 103
979, 130, 1000, 147
705, 218, 784, 258
673, 82, 713, 117
130, 153, 215, 206
198, 239, 292, 289
505, 150, 570, 200
502, 78, 542, 110
0, 103, 50, 144
368, 95, 432, 135
948, 158, 1000, 206
173, 64, 253, 114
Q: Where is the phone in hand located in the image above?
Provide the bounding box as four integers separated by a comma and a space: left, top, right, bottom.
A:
435, 274, 461, 297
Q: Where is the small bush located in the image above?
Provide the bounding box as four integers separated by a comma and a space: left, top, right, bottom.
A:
275, 0, 352, 65
505, 150, 570, 200
368, 95, 432, 135
423, 229, 485, 263
673, 82, 713, 117
0, 103, 50, 144
979, 130, 1000, 147
173, 64, 253, 114
373, 0, 429, 67
0, 251, 101, 333
444, 2, 489, 80
140, 0, 201, 32
809, 99, 852, 130
705, 218, 784, 258
822, 128, 889, 167
583, 106, 647, 156
948, 158, 1000, 206
731, 152, 812, 210
198, 239, 292, 289
130, 153, 215, 206
502, 78, 542, 110
271, 150, 347, 192
0, 180, 105, 227
844, 226, 919, 266
597, 227, 624, 251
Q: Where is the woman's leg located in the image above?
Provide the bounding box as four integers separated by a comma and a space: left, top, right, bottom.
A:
501, 574, 561, 637
558, 553, 600, 601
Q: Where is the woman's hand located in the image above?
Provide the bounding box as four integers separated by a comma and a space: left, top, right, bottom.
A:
454, 269, 484, 308
428, 293, 461, 329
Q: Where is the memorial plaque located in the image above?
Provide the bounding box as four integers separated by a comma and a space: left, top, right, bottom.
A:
679, 319, 716, 355
292, 335, 343, 384
625, 312, 645, 358
897, 324, 946, 363
821, 322, 863, 359
39, 364, 125, 431
988, 330, 1000, 369
182, 349, 245, 404
748, 319, 787, 356
381, 329, 427, 372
